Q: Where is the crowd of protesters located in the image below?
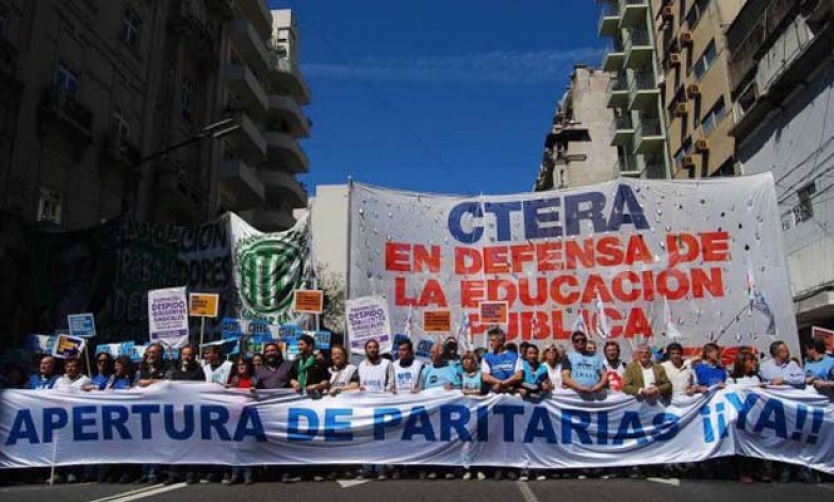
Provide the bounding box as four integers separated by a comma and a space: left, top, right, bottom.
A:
2, 329, 833, 486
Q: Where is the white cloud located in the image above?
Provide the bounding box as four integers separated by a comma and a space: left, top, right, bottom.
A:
303, 48, 604, 85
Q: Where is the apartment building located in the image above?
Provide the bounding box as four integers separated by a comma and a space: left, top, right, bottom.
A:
654, 0, 746, 178
726, 0, 834, 336
534, 65, 620, 191
596, 0, 672, 179
0, 0, 309, 232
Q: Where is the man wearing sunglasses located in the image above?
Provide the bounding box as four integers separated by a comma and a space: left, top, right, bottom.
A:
561, 331, 607, 395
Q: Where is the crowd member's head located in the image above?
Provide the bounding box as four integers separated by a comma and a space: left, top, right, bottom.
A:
731, 351, 758, 379
525, 345, 540, 367
505, 342, 518, 354
331, 345, 348, 368
263, 342, 283, 367
542, 344, 561, 366
571, 331, 589, 354
39, 355, 57, 378
461, 351, 478, 374
64, 357, 82, 379
444, 337, 459, 360
365, 339, 380, 362
586, 340, 598, 355
252, 353, 264, 371
234, 357, 253, 379
113, 356, 133, 379
298, 334, 316, 358
804, 338, 827, 361
96, 352, 113, 376
2, 363, 25, 388
604, 341, 621, 364
666, 343, 684, 367
143, 343, 164, 369
519, 342, 532, 356
429, 342, 446, 366
488, 328, 505, 353
636, 344, 653, 367
205, 346, 223, 367
769, 341, 790, 364
398, 339, 415, 363
702, 343, 721, 365
179, 345, 198, 370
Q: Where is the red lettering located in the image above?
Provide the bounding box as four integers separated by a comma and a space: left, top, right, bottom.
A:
565, 239, 595, 269
582, 274, 612, 304
518, 278, 548, 307
510, 245, 535, 273
484, 246, 510, 274
612, 271, 641, 302
701, 232, 730, 262
550, 275, 580, 305
536, 242, 563, 272
624, 307, 653, 338
596, 236, 624, 267
455, 247, 482, 274
625, 235, 652, 265
418, 279, 448, 307
414, 245, 441, 273
691, 267, 724, 298
394, 276, 417, 306
668, 233, 699, 268
460, 280, 485, 308
385, 243, 411, 272
657, 269, 689, 301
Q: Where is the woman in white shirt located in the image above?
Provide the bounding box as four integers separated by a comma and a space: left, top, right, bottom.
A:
542, 344, 563, 390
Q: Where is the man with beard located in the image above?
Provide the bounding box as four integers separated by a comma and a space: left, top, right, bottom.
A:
201, 345, 233, 385
290, 334, 330, 395
602, 341, 626, 392
163, 345, 206, 485
255, 342, 295, 390
135, 343, 167, 387
55, 357, 92, 392
392, 339, 423, 395
358, 339, 394, 480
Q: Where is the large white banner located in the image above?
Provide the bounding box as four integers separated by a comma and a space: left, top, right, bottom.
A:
147, 287, 189, 348
348, 174, 798, 359
1, 384, 832, 473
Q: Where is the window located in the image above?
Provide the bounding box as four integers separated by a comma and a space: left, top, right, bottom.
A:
181, 78, 193, 120
693, 40, 716, 80
794, 182, 816, 224
121, 8, 142, 47
702, 97, 726, 135
686, 0, 710, 30
53, 63, 80, 96
674, 138, 693, 167
37, 186, 63, 226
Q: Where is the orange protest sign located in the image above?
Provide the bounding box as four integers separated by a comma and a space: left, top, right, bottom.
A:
294, 290, 324, 314
479, 301, 508, 325
423, 310, 452, 333
189, 293, 219, 317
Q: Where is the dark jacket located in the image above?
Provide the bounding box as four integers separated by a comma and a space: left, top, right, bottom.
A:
623, 361, 673, 399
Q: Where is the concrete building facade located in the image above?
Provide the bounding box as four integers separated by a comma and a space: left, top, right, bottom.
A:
534, 66, 621, 191
596, 0, 672, 179
0, 0, 309, 232
726, 0, 834, 337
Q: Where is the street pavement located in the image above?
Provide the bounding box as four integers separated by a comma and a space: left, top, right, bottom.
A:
1, 477, 833, 502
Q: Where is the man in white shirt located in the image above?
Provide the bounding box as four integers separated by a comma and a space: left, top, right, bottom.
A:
393, 339, 423, 394
661, 342, 696, 396
357, 339, 395, 481
202, 346, 233, 385
55, 357, 92, 392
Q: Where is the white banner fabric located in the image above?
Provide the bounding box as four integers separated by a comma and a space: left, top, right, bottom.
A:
347, 175, 798, 359
147, 287, 189, 348
1, 383, 831, 473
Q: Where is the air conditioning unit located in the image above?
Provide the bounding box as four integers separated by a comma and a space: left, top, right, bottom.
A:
673, 102, 687, 116
669, 53, 682, 66
682, 155, 696, 168
695, 139, 710, 152
662, 6, 674, 21
686, 83, 701, 98
679, 31, 694, 45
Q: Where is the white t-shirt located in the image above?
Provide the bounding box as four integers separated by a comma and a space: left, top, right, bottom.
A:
393, 359, 424, 392
604, 359, 627, 377
329, 364, 358, 389
358, 359, 393, 393
641, 366, 656, 388
730, 374, 762, 386
202, 361, 233, 385
661, 360, 694, 395
55, 374, 92, 392
545, 362, 563, 388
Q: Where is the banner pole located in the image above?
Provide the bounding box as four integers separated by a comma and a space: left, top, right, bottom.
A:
345, 177, 354, 358
199, 317, 206, 359
83, 344, 92, 378
49, 434, 58, 486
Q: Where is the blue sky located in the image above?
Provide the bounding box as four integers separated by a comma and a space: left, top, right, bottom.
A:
269, 0, 604, 196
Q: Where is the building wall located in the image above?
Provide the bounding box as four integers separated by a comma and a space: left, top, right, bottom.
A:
308, 184, 349, 279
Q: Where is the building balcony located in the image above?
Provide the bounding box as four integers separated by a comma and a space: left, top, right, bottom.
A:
267, 94, 310, 138
268, 52, 311, 106
225, 111, 267, 166
239, 0, 272, 39
222, 64, 268, 117
609, 115, 635, 146
615, 155, 641, 177
99, 132, 142, 170
264, 131, 309, 174
219, 158, 265, 210
602, 48, 626, 72
634, 117, 665, 154
153, 165, 203, 223
627, 71, 659, 110
606, 73, 629, 109
228, 20, 271, 78
598, 3, 621, 37
259, 169, 308, 209
644, 159, 668, 179
240, 207, 297, 232
619, 0, 649, 28
624, 29, 653, 69
39, 87, 94, 142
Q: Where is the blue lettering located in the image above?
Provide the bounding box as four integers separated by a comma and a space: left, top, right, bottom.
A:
753, 399, 788, 438
200, 405, 231, 441
725, 392, 759, 430
564, 192, 607, 235
523, 198, 561, 240
324, 409, 354, 442
73, 406, 98, 441
234, 407, 267, 442
43, 408, 68, 443
373, 408, 402, 440
484, 202, 521, 242
651, 413, 680, 441
164, 404, 194, 440
448, 203, 483, 244
5, 410, 39, 445
607, 184, 649, 231
561, 409, 592, 445
596, 411, 609, 445
402, 406, 436, 441
477, 405, 489, 442
613, 411, 647, 445
493, 404, 524, 442
288, 408, 319, 441
101, 406, 131, 441
131, 404, 161, 439
523, 407, 557, 444
440, 405, 471, 441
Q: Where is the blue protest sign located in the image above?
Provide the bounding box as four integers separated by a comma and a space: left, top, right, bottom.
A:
67, 313, 96, 338
248, 319, 272, 337
314, 331, 332, 350
24, 334, 57, 355
278, 324, 302, 341
221, 317, 243, 339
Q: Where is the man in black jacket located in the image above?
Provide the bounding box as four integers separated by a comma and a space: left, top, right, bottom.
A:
163, 345, 206, 485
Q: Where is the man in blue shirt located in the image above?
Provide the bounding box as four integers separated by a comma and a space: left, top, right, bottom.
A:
759, 341, 805, 389
481, 328, 522, 394
420, 343, 462, 390
694, 343, 727, 391
561, 331, 606, 395
27, 355, 59, 389
804, 338, 834, 385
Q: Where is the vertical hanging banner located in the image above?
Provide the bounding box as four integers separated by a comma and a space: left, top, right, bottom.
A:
347, 175, 798, 358
148, 287, 189, 348
346, 295, 392, 354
